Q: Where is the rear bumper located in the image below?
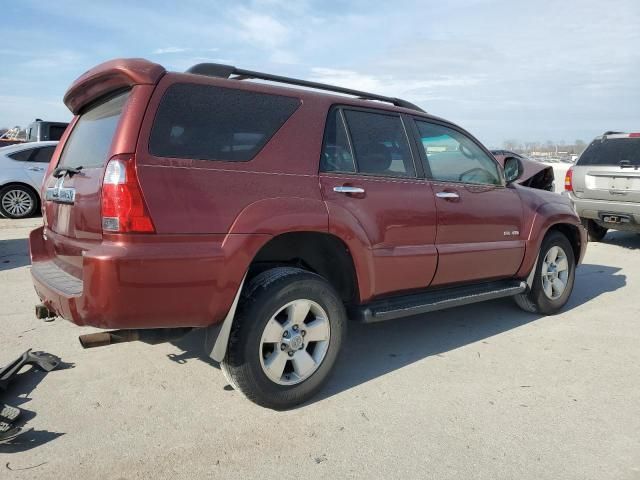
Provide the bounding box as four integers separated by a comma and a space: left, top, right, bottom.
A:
566, 192, 640, 230
29, 226, 258, 329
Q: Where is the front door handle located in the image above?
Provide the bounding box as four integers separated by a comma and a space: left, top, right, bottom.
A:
436, 191, 459, 199
334, 186, 365, 194
28, 167, 45, 172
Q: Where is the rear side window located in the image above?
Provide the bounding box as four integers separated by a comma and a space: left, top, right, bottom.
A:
32, 146, 56, 163
149, 83, 300, 162
59, 91, 130, 168
578, 138, 640, 166
343, 110, 415, 177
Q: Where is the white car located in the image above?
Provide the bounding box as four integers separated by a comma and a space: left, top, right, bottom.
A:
0, 141, 57, 218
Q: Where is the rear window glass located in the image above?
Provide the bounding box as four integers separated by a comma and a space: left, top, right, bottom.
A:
59, 91, 130, 168
578, 137, 640, 166
49, 125, 67, 141
149, 83, 300, 162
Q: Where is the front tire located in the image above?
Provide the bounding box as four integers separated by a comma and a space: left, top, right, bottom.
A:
514, 231, 576, 315
222, 267, 347, 410
0, 185, 38, 219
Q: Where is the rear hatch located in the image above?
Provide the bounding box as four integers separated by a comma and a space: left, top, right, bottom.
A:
42, 91, 131, 276
572, 133, 640, 203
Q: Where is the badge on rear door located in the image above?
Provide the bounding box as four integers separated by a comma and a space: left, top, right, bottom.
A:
45, 177, 76, 204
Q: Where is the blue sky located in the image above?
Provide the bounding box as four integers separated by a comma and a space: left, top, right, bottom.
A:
1, 0, 638, 147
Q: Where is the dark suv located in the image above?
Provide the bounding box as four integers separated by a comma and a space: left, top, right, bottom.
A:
30, 59, 586, 409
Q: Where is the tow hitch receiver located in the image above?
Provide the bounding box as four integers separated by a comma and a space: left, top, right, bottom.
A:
79, 328, 192, 349
35, 304, 57, 320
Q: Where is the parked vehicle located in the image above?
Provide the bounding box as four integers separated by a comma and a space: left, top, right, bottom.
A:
565, 131, 640, 240
491, 150, 555, 191
26, 120, 68, 142
0, 141, 57, 218
29, 59, 586, 409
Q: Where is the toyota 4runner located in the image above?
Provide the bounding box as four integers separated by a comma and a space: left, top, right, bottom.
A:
30, 59, 587, 409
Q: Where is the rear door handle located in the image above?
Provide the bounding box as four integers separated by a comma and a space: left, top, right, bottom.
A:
436, 192, 459, 199
334, 186, 365, 194
28, 167, 45, 171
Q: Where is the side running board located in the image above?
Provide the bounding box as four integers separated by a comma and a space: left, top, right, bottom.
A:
354, 280, 527, 323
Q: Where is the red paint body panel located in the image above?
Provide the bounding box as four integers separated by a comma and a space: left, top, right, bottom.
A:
429, 181, 525, 285
320, 173, 438, 299
29, 58, 587, 331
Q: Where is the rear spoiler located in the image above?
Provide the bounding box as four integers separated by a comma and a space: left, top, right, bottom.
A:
63, 58, 165, 114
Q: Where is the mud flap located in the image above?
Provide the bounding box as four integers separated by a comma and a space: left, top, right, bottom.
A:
204, 275, 246, 363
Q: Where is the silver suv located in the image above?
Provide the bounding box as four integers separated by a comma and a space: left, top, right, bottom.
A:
565, 131, 640, 241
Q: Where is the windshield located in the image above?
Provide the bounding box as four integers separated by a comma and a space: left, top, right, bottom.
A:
578, 137, 640, 166
58, 91, 130, 168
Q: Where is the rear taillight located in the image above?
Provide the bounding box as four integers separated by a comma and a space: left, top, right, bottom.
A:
629, 132, 640, 138
101, 155, 155, 233
564, 166, 573, 192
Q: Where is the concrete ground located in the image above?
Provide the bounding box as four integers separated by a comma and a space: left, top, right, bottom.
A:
0, 216, 638, 480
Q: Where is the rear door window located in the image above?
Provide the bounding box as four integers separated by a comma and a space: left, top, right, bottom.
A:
343, 110, 415, 177
320, 109, 355, 173
58, 91, 130, 169
149, 83, 300, 162
578, 137, 640, 166
8, 149, 34, 162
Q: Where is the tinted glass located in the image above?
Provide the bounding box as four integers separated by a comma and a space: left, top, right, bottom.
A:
416, 121, 501, 185
578, 137, 640, 166
59, 91, 130, 168
320, 109, 355, 173
8, 149, 34, 162
149, 83, 300, 162
32, 146, 56, 163
49, 125, 67, 141
344, 110, 414, 177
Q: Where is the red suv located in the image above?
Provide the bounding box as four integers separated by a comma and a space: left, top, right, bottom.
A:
30, 59, 587, 409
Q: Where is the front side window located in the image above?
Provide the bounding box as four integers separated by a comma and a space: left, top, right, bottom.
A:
415, 121, 501, 185
149, 83, 300, 162
343, 110, 415, 177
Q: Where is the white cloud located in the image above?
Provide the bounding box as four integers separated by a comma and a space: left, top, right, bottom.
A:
152, 47, 190, 54
235, 8, 290, 49
308, 68, 483, 100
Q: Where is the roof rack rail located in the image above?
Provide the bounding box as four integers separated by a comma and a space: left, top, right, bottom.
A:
186, 63, 426, 113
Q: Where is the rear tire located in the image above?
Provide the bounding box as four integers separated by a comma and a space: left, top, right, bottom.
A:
514, 231, 576, 315
583, 219, 607, 242
221, 267, 346, 410
0, 185, 38, 219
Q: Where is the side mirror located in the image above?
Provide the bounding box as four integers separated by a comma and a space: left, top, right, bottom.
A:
503, 156, 523, 184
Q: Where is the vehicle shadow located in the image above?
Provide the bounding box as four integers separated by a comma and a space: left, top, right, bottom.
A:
602, 231, 640, 250
0, 238, 31, 272
315, 263, 625, 404
168, 263, 625, 407
0, 361, 72, 452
